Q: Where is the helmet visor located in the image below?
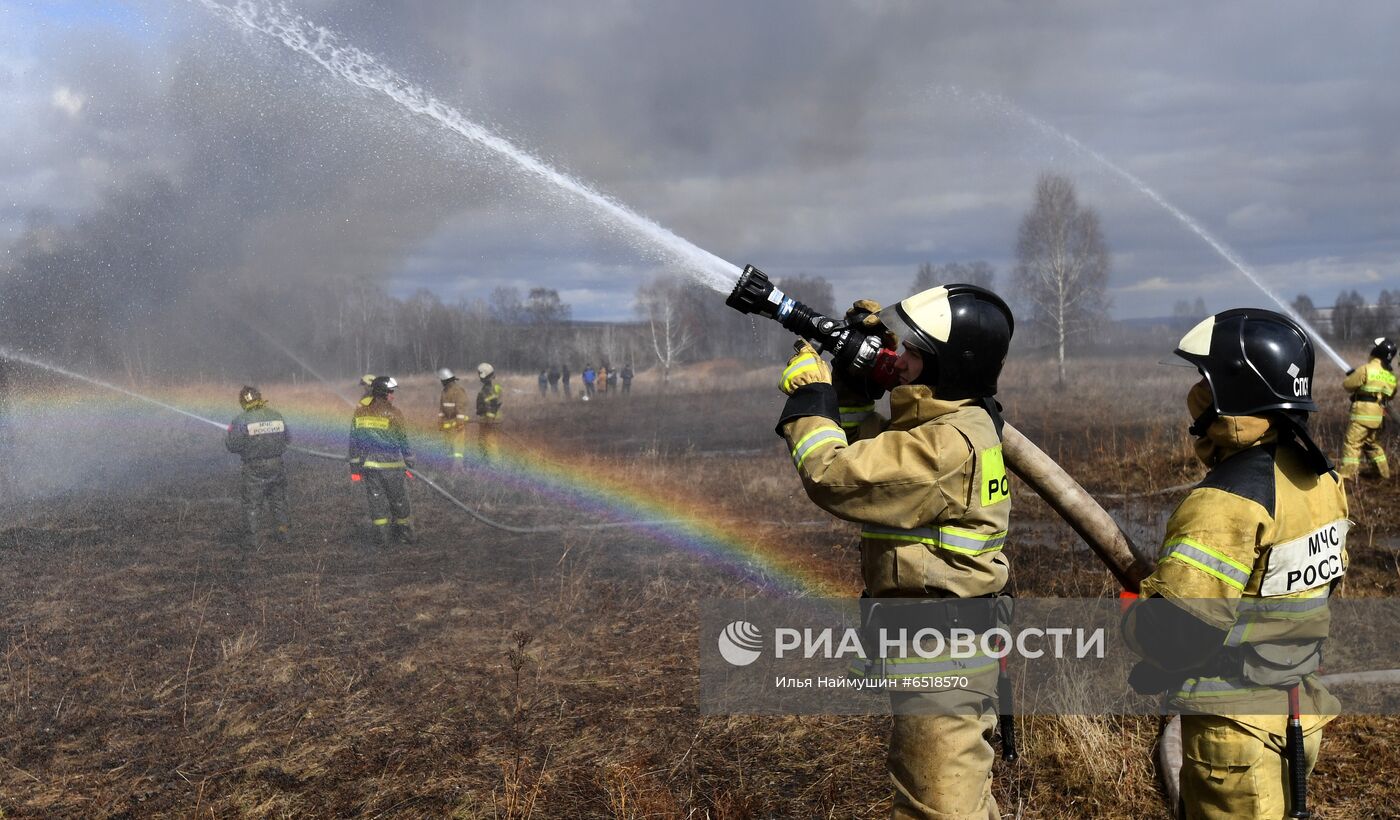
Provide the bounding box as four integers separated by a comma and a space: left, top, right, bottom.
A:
877, 304, 935, 354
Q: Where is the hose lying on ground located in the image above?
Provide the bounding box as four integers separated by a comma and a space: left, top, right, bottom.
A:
291, 445, 675, 534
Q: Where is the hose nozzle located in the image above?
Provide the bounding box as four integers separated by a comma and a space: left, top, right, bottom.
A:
724, 263, 900, 390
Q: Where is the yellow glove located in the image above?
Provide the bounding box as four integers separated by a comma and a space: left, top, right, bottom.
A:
780, 341, 831, 395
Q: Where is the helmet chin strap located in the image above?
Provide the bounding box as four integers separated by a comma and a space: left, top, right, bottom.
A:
1275, 411, 1334, 476
1188, 407, 1219, 438
980, 397, 1006, 440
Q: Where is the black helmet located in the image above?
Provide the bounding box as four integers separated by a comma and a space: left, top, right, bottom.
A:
1174, 308, 1317, 415
1372, 337, 1396, 368
370, 375, 398, 397
238, 385, 263, 409
878, 284, 1014, 399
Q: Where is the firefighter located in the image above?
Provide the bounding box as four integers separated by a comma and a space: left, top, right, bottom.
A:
1123, 308, 1347, 819
349, 376, 415, 547
476, 362, 503, 461
224, 386, 291, 548
1339, 337, 1395, 480
358, 374, 376, 400
437, 368, 470, 474
777, 285, 1014, 819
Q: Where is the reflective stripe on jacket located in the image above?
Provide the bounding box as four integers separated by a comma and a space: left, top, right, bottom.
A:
440, 381, 470, 428
350, 397, 412, 467
1344, 358, 1395, 426
782, 384, 1011, 598
477, 380, 503, 421
1126, 428, 1348, 728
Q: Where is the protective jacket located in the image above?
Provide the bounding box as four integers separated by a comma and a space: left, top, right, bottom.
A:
439, 381, 470, 430
1343, 357, 1395, 429
1124, 414, 1347, 727
225, 403, 290, 461
477, 380, 503, 421
350, 396, 412, 469
780, 383, 1010, 600
781, 379, 1010, 818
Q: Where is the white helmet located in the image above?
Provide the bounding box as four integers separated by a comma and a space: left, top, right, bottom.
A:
477, 362, 495, 379
437, 367, 456, 382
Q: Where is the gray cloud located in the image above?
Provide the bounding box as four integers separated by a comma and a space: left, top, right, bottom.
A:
2, 0, 1397, 339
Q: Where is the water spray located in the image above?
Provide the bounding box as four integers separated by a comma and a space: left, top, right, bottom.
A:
0, 346, 228, 432
191, 0, 740, 293
956, 89, 1353, 372
243, 320, 355, 406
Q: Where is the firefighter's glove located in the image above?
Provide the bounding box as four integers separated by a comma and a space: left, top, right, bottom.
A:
404, 457, 415, 470
1127, 660, 1175, 695
832, 299, 892, 403
780, 341, 831, 395
846, 299, 898, 349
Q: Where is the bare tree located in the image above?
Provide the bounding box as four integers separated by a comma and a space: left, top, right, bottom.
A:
636, 277, 696, 386
1366, 289, 1398, 340
1332, 290, 1367, 343
1291, 293, 1320, 328
1173, 296, 1208, 327
914, 261, 997, 293
522, 287, 571, 367
1013, 173, 1111, 384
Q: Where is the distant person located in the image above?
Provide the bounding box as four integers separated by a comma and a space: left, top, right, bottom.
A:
1340, 337, 1395, 479
224, 386, 291, 548
476, 362, 504, 460
538, 368, 549, 398
606, 366, 619, 394
548, 364, 561, 396
582, 363, 596, 399
357, 374, 377, 401
621, 363, 634, 395
437, 368, 469, 474
1124, 309, 1346, 818
349, 376, 415, 547
596, 363, 609, 397
562, 363, 572, 398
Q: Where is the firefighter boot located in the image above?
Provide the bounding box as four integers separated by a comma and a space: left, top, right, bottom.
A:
394, 521, 417, 545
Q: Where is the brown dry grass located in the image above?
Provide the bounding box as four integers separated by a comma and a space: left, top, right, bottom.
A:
0, 350, 1396, 817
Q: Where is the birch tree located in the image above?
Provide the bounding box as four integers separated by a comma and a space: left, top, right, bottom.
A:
1013, 174, 1110, 384
636, 277, 696, 386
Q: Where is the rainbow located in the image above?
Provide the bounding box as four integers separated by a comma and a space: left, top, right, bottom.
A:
6, 376, 850, 598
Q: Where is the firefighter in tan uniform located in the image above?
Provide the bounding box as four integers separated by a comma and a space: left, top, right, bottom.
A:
778, 285, 1014, 820
437, 368, 470, 474
476, 362, 504, 461
1124, 309, 1347, 820
1339, 337, 1394, 479
349, 376, 416, 547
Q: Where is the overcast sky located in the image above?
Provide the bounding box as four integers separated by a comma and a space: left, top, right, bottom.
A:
3, 1, 1397, 321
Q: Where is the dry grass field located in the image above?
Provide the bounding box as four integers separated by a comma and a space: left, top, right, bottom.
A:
0, 350, 1396, 817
